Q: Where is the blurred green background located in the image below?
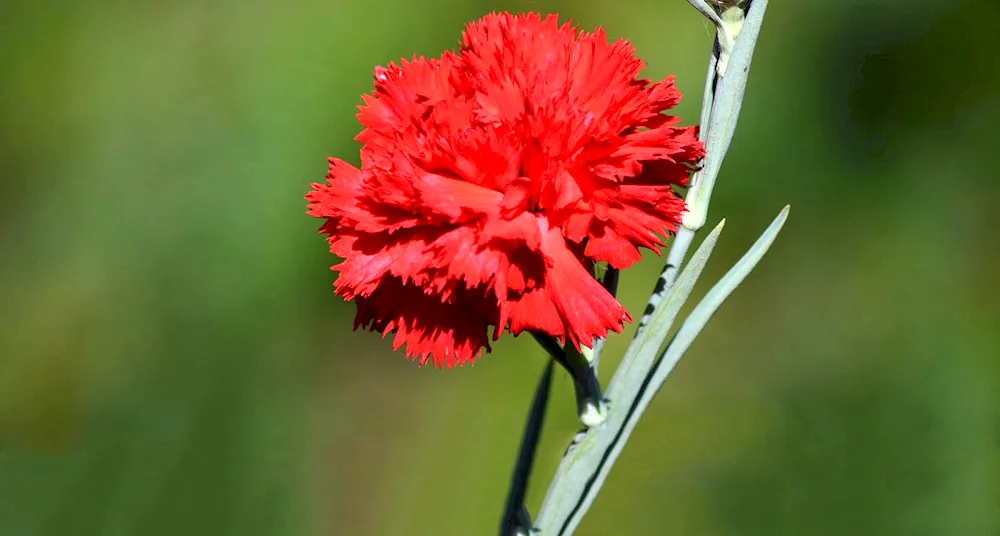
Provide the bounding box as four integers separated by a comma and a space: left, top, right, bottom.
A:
2, 0, 998, 534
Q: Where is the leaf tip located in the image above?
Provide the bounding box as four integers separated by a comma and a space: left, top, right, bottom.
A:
777, 204, 791, 224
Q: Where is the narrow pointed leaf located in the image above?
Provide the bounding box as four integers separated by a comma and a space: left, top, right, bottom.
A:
555, 205, 789, 535
646, 204, 789, 403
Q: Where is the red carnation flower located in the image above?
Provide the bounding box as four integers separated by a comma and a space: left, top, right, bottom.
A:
307, 12, 704, 367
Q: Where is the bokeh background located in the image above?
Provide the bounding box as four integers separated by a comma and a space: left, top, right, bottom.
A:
2, 0, 998, 534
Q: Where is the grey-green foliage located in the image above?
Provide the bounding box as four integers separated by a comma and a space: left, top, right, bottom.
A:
530, 2, 786, 533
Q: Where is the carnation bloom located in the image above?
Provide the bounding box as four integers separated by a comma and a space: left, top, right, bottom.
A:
307, 12, 704, 367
